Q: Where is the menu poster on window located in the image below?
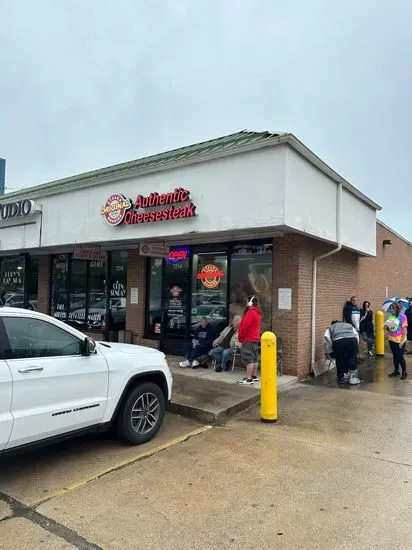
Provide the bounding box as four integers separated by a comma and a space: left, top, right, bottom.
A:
166, 283, 186, 331
167, 284, 183, 316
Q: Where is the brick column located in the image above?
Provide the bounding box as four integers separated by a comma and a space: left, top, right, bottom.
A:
125, 250, 159, 349
37, 255, 51, 314
271, 235, 301, 376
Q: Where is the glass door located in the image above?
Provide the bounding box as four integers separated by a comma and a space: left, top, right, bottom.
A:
161, 254, 191, 355
191, 252, 228, 338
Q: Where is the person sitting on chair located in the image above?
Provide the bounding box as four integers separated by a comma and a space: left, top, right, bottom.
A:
179, 317, 215, 369
324, 320, 361, 385
209, 315, 241, 372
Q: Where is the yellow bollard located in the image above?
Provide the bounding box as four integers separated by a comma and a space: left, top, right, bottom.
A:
260, 331, 277, 423
375, 310, 385, 357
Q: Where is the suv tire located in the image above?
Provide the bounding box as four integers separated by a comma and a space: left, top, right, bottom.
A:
117, 382, 166, 445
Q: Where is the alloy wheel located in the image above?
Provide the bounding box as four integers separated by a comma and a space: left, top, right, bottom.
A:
130, 392, 161, 434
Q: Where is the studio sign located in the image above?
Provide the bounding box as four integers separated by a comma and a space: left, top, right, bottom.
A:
0, 199, 36, 221
100, 187, 196, 226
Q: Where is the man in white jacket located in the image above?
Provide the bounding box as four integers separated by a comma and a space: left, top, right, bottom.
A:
209, 316, 241, 372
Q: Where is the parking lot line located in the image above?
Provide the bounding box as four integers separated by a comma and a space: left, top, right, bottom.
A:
34, 424, 213, 506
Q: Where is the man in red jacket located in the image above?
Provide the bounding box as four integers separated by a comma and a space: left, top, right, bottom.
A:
237, 296, 262, 385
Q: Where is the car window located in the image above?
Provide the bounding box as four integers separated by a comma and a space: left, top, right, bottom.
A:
196, 306, 214, 315
2, 317, 83, 359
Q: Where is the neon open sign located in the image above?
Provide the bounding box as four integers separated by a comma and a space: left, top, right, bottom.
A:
167, 247, 190, 263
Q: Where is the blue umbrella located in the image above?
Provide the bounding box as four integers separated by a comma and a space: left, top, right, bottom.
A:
382, 297, 409, 312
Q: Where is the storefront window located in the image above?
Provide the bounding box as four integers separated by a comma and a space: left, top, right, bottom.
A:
147, 258, 162, 336
28, 256, 39, 309
50, 252, 126, 332
109, 252, 127, 331
88, 261, 107, 328
0, 256, 25, 307
68, 260, 87, 328
230, 243, 273, 332
191, 252, 228, 335
51, 255, 69, 321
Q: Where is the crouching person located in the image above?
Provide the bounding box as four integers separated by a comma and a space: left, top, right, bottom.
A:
179, 317, 215, 369
324, 320, 362, 385
209, 315, 241, 372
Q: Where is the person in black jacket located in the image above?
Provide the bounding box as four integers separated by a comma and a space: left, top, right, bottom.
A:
405, 298, 412, 354
179, 317, 216, 369
360, 300, 374, 356
343, 296, 361, 331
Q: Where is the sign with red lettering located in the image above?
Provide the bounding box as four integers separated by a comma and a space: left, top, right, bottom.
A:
139, 243, 170, 258
100, 188, 196, 227
197, 264, 225, 289
73, 245, 107, 262
167, 247, 190, 263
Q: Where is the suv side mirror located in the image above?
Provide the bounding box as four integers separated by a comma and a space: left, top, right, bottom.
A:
83, 337, 96, 356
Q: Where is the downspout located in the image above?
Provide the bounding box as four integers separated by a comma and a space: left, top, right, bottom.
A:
310, 182, 343, 371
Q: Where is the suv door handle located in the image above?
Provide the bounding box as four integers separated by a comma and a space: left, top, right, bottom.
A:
18, 366, 44, 373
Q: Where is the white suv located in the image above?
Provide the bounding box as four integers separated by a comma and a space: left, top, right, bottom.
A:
0, 307, 172, 455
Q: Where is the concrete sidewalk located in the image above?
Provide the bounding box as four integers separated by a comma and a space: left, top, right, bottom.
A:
167, 356, 298, 424
33, 383, 412, 550
309, 352, 412, 398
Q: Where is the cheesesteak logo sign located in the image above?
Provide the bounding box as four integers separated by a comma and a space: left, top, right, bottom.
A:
100, 187, 196, 226
197, 264, 225, 289
100, 194, 131, 226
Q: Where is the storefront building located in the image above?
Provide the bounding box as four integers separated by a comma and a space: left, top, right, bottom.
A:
1, 130, 410, 378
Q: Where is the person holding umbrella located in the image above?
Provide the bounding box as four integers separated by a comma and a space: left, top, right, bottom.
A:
384, 301, 408, 380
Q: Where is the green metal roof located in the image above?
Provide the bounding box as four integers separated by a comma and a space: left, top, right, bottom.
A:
2, 130, 283, 200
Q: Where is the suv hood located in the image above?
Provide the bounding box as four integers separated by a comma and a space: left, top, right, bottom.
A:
96, 342, 163, 356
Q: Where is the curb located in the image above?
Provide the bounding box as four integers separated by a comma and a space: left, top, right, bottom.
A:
168, 378, 299, 425
168, 392, 261, 426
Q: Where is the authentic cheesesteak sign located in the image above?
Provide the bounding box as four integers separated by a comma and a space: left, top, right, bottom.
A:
0, 199, 36, 221
100, 188, 196, 226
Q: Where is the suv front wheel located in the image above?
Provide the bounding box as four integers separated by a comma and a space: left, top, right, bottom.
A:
117, 382, 166, 445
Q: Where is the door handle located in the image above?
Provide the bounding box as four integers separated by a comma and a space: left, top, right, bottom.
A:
18, 366, 44, 373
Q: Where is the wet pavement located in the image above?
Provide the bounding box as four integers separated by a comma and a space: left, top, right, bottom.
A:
1, 354, 411, 549
307, 353, 412, 398
33, 385, 412, 549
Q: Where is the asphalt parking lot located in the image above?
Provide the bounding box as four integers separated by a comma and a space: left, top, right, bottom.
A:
1, 378, 411, 550
0, 413, 209, 549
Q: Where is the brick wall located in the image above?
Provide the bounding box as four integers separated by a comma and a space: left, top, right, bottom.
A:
125, 249, 147, 343
271, 235, 300, 375
359, 222, 412, 309
37, 255, 51, 314
272, 235, 359, 379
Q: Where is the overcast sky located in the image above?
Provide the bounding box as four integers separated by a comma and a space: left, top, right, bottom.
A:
1, 0, 411, 239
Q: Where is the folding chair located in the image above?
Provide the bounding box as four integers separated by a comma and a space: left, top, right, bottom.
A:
324, 343, 336, 372
230, 346, 242, 373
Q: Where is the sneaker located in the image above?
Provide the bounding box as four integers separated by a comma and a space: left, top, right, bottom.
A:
337, 377, 347, 384
215, 366, 222, 373
368, 351, 373, 357
191, 360, 199, 367
400, 372, 408, 380
349, 373, 362, 385
252, 375, 259, 382
388, 371, 400, 378
343, 372, 350, 382
238, 378, 253, 385
179, 360, 191, 368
